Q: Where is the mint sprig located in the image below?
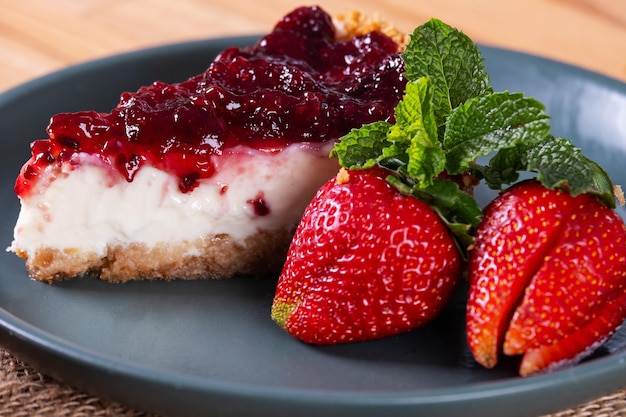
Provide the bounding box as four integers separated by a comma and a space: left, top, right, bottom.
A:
331, 17, 619, 249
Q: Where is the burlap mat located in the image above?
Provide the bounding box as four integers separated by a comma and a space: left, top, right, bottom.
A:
0, 349, 157, 417
1, 348, 626, 417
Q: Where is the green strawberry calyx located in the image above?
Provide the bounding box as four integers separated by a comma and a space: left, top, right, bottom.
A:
331, 18, 620, 249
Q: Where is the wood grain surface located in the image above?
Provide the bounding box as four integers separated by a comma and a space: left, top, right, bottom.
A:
1, 0, 625, 93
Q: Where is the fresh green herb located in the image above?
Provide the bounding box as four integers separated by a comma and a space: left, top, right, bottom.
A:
402, 18, 492, 130
442, 92, 550, 174
479, 136, 617, 207
331, 77, 445, 189
331, 17, 618, 247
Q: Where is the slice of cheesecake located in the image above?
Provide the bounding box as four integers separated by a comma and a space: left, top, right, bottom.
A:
9, 6, 407, 283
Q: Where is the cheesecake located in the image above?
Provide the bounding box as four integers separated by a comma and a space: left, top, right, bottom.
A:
9, 6, 407, 283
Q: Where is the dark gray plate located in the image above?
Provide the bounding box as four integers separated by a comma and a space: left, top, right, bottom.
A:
0, 36, 625, 417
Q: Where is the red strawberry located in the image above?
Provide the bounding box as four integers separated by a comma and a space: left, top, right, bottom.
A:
271, 168, 462, 345
466, 179, 626, 375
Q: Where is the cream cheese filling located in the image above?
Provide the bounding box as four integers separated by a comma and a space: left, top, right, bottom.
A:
9, 143, 339, 256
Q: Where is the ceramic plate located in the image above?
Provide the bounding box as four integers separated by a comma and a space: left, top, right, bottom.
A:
1, 36, 625, 417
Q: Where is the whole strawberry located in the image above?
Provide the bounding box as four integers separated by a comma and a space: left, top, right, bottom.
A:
467, 180, 626, 375
271, 168, 462, 344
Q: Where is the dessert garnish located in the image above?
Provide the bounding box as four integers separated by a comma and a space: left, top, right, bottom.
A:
271, 17, 626, 376
467, 179, 626, 376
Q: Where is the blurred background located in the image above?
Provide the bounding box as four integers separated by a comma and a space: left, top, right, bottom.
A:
0, 0, 625, 93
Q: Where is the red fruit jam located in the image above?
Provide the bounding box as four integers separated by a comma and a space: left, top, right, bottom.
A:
15, 6, 406, 196
247, 193, 271, 217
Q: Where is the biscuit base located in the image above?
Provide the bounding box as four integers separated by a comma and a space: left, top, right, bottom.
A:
15, 230, 293, 284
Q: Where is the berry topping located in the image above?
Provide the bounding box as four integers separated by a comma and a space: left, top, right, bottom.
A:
247, 193, 271, 217
15, 6, 406, 196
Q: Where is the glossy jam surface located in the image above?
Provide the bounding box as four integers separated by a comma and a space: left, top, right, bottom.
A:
16, 6, 405, 196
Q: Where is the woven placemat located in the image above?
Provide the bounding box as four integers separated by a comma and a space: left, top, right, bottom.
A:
1, 348, 626, 417
0, 349, 157, 417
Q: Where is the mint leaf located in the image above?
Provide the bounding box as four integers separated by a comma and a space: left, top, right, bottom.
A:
478, 144, 527, 189
402, 18, 492, 129
378, 141, 409, 170
333, 78, 446, 189
443, 91, 551, 174
404, 124, 446, 187
477, 136, 616, 207
394, 78, 438, 140
525, 136, 616, 207
390, 78, 446, 187
330, 121, 392, 169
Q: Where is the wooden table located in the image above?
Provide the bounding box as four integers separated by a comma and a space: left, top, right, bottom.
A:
1, 1, 626, 416
1, 0, 625, 94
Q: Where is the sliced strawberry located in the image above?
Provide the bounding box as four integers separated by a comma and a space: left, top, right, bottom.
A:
504, 192, 626, 355
518, 291, 626, 376
467, 179, 626, 374
271, 168, 462, 345
466, 180, 571, 368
